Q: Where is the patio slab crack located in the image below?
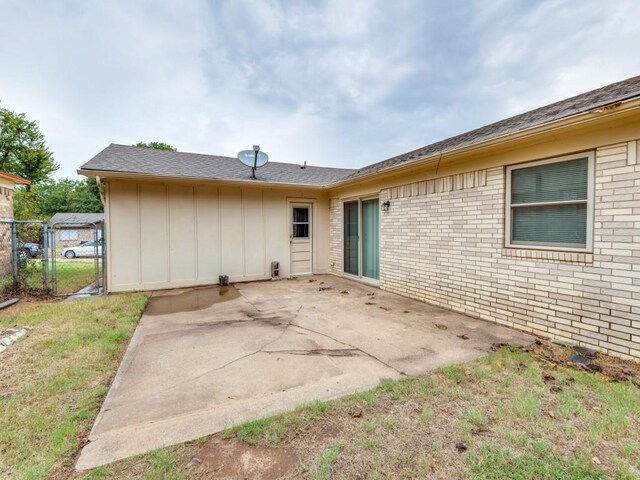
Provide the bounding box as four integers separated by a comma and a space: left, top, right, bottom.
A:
289, 321, 405, 375
165, 305, 303, 388
247, 298, 403, 375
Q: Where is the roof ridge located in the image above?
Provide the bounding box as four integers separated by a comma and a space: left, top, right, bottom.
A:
83, 75, 640, 187
107, 143, 356, 172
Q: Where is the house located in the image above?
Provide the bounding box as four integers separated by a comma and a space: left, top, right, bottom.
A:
49, 212, 104, 248
79, 75, 640, 361
0, 171, 31, 276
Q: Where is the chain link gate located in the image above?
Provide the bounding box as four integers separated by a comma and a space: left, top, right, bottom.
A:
0, 220, 105, 297
50, 221, 104, 296
0, 220, 49, 294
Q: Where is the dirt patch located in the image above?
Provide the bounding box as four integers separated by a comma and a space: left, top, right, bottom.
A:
521, 339, 640, 386
145, 286, 240, 316
190, 440, 297, 479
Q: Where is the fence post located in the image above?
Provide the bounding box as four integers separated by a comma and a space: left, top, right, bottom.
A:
94, 223, 99, 292
42, 221, 49, 291
51, 223, 56, 294
101, 222, 106, 295
10, 221, 18, 285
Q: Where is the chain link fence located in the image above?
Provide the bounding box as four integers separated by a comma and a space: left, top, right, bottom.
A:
50, 221, 103, 295
0, 220, 48, 296
0, 219, 104, 298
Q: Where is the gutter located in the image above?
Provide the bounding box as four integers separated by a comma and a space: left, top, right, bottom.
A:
76, 169, 328, 190
0, 171, 31, 185
326, 96, 640, 189
77, 95, 640, 191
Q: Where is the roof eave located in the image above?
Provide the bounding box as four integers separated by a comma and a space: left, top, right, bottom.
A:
77, 169, 330, 190
327, 96, 640, 189
0, 171, 31, 185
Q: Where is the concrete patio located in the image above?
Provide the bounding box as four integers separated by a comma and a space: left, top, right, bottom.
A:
76, 275, 533, 470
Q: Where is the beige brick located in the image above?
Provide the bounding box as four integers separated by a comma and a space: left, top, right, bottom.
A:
329, 142, 640, 361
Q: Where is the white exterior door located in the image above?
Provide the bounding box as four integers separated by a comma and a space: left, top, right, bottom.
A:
290, 204, 312, 275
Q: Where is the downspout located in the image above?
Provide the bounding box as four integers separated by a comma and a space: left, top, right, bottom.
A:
95, 176, 106, 207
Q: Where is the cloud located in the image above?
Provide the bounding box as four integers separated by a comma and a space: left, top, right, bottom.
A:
0, 0, 638, 179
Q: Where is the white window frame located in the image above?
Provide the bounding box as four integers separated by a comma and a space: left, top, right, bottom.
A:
342, 194, 380, 286
291, 205, 311, 239
505, 151, 595, 253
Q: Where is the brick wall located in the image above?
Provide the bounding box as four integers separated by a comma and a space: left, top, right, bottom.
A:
0, 187, 14, 276
330, 140, 640, 360
329, 198, 342, 274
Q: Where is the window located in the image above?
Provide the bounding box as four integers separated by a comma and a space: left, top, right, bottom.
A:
506, 152, 594, 251
59, 229, 79, 241
292, 207, 309, 238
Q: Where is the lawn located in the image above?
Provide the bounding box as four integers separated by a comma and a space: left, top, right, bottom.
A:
0, 293, 147, 479
0, 259, 102, 296
1, 294, 639, 479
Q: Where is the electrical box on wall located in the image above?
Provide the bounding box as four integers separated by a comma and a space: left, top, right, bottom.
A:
271, 261, 279, 278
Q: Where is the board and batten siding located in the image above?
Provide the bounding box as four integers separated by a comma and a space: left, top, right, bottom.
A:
105, 180, 329, 292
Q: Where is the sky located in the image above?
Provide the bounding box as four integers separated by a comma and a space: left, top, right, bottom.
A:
1, 0, 639, 180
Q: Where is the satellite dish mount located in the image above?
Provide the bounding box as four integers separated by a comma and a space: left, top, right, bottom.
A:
237, 145, 269, 179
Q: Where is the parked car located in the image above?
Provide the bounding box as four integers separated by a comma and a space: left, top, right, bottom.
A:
61, 239, 103, 259
19, 242, 41, 259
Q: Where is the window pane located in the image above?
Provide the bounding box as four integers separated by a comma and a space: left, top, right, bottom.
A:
512, 203, 587, 247
293, 207, 309, 223
511, 157, 588, 204
293, 224, 309, 238
60, 229, 78, 241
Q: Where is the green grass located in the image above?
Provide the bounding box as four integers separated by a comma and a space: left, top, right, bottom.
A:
464, 407, 488, 426
224, 399, 336, 447
199, 347, 639, 479
3, 297, 639, 480
311, 442, 342, 480
467, 444, 605, 479
0, 293, 148, 479
1, 259, 102, 295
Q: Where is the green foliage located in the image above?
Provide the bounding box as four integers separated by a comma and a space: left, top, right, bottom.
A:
134, 141, 177, 151
12, 188, 40, 220
13, 178, 103, 220
36, 178, 103, 217
0, 107, 59, 186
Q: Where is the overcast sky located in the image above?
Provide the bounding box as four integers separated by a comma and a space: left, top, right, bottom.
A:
1, 0, 639, 179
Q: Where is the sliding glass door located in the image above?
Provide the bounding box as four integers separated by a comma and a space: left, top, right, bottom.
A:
343, 201, 359, 276
343, 197, 379, 281
361, 199, 379, 280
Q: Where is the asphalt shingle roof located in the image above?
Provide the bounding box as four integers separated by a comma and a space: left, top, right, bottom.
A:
346, 75, 640, 181
80, 75, 640, 187
80, 144, 356, 186
50, 212, 104, 225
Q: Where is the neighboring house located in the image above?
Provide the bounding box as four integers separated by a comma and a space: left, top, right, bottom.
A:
49, 212, 104, 248
79, 75, 640, 361
0, 171, 31, 276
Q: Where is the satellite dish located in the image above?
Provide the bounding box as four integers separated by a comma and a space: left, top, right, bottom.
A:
237, 145, 269, 179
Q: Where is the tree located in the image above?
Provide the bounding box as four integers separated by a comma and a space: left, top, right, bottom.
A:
12, 188, 40, 220
0, 107, 59, 189
134, 141, 177, 151
13, 178, 103, 220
